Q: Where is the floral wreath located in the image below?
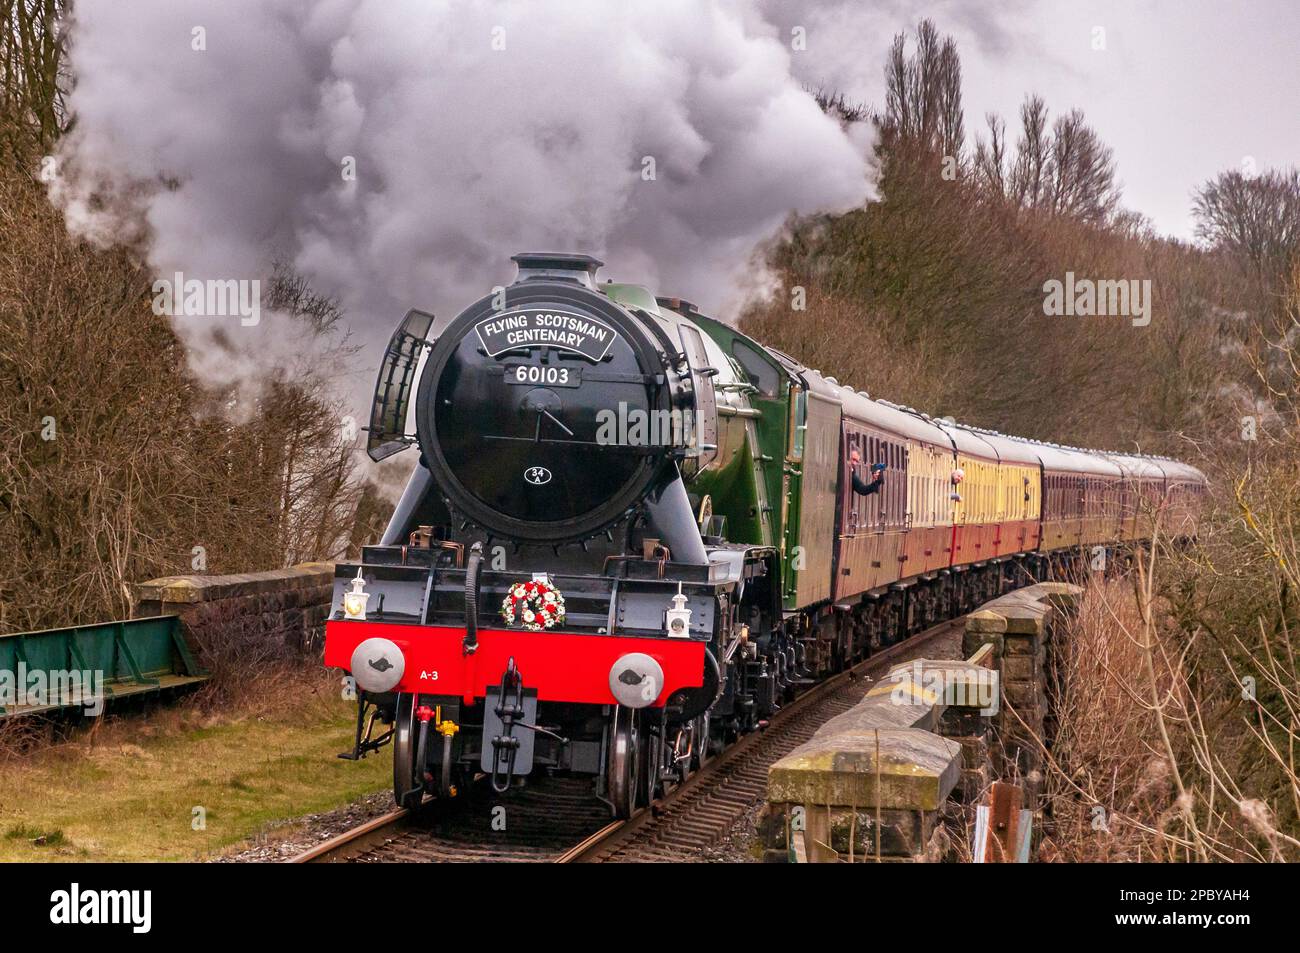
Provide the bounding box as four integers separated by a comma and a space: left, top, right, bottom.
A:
500, 578, 566, 631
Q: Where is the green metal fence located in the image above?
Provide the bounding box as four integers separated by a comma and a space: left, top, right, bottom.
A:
0, 616, 207, 718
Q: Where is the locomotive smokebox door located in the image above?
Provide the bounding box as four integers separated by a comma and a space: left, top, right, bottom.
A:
481, 687, 539, 776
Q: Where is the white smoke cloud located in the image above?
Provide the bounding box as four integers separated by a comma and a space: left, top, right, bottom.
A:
52, 0, 891, 419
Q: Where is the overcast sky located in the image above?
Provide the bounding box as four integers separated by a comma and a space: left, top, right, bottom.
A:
817, 0, 1300, 239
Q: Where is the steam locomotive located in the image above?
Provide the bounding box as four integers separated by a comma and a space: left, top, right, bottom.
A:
324, 252, 1206, 816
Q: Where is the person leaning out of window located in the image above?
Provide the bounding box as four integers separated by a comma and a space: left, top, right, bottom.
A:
849, 448, 886, 496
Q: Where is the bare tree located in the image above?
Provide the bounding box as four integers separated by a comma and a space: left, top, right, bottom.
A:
808, 84, 870, 125
0, 0, 70, 164
881, 19, 964, 163
0, 160, 372, 632
265, 261, 348, 334
975, 95, 1120, 225
1047, 109, 1120, 224
1193, 168, 1300, 286
971, 111, 1007, 196
1010, 95, 1050, 209
0, 5, 383, 633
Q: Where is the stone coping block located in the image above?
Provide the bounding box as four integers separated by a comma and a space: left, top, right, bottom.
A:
135, 562, 336, 604
879, 659, 999, 712
817, 694, 939, 734
1032, 582, 1083, 596
769, 728, 961, 810
965, 582, 1083, 637
1037, 583, 1084, 613
965, 609, 1008, 634
994, 602, 1049, 636
780, 654, 986, 768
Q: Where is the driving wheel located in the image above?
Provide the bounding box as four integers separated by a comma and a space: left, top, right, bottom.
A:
392, 693, 424, 810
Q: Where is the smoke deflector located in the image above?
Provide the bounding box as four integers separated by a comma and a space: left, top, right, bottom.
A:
367, 308, 435, 461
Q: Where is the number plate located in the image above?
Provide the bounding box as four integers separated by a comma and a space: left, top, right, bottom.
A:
503, 363, 582, 388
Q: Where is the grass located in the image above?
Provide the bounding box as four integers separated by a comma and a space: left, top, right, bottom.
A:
0, 675, 390, 862
4, 824, 66, 847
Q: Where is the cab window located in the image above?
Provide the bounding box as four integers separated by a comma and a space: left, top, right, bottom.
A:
731, 339, 781, 397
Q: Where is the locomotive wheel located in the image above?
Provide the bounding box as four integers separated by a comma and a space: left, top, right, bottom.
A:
392, 693, 424, 811
696, 710, 718, 767
607, 706, 643, 819
673, 726, 694, 785
642, 710, 668, 802
702, 707, 722, 764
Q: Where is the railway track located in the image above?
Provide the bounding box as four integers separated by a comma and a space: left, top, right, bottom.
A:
290, 618, 960, 864
289, 776, 610, 863
557, 619, 959, 862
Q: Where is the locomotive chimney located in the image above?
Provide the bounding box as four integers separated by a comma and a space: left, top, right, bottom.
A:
510, 252, 603, 289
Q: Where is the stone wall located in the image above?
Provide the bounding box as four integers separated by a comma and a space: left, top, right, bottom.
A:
761, 582, 1082, 862
961, 582, 1081, 805
132, 563, 336, 664
761, 655, 995, 862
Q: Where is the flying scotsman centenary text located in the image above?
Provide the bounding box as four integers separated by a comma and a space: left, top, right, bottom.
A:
475, 309, 615, 361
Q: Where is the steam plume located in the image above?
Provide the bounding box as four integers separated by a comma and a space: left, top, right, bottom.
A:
53, 0, 889, 411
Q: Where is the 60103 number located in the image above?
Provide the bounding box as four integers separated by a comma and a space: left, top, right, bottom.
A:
504, 364, 582, 388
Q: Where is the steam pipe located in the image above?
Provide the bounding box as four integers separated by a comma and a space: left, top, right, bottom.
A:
644, 470, 708, 565
463, 541, 482, 655
380, 463, 435, 545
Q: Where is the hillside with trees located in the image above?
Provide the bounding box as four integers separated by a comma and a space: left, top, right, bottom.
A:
745, 20, 1255, 456
746, 20, 1300, 862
